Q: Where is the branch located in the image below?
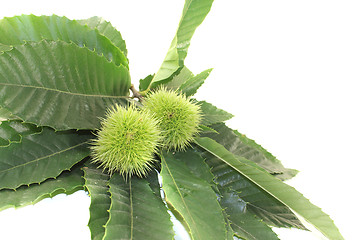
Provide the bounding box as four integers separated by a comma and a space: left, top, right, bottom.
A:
130, 84, 144, 101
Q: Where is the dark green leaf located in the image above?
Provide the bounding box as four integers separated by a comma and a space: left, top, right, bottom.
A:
83, 163, 111, 240
199, 124, 218, 134
196, 136, 307, 230
0, 127, 92, 190
103, 174, 174, 240
179, 68, 212, 97
195, 137, 344, 240
221, 189, 279, 240
160, 151, 227, 240
179, 149, 276, 240
197, 124, 303, 231
202, 123, 298, 180
78, 16, 127, 57
145, 169, 161, 198
149, 0, 214, 89
0, 120, 41, 147
174, 150, 215, 187
0, 40, 131, 130
198, 101, 234, 125
205, 151, 305, 230
0, 14, 128, 68
0, 163, 84, 211
172, 150, 235, 239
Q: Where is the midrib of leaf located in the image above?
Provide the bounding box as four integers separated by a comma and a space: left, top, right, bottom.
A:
129, 177, 134, 240
247, 201, 294, 225
0, 142, 87, 174
232, 222, 256, 240
0, 82, 128, 99
162, 156, 201, 240
195, 137, 344, 240
178, 0, 193, 27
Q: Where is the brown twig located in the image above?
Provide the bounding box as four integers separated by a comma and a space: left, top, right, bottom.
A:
130, 84, 144, 102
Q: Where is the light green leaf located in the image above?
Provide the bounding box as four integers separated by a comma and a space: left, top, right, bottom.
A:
0, 127, 92, 190
149, 0, 214, 89
0, 107, 17, 120
0, 163, 84, 211
160, 151, 227, 240
198, 101, 234, 125
164, 66, 194, 90
179, 68, 212, 97
139, 74, 154, 92
0, 120, 41, 147
0, 43, 11, 52
0, 40, 131, 130
78, 16, 127, 57
0, 14, 128, 68
220, 189, 279, 240
83, 163, 111, 240
103, 174, 174, 240
202, 123, 298, 180
195, 137, 344, 240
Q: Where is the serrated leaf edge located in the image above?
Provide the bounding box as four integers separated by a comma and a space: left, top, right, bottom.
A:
0, 14, 129, 68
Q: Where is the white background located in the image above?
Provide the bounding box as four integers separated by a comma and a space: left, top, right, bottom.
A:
0, 0, 359, 239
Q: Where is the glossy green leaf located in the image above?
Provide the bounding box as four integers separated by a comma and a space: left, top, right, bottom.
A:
0, 163, 84, 211
0, 127, 92, 190
204, 150, 305, 230
202, 123, 298, 180
198, 101, 234, 125
0, 14, 128, 68
178, 149, 277, 239
196, 129, 305, 229
78, 16, 127, 57
220, 189, 279, 240
196, 136, 307, 229
83, 163, 111, 240
0, 40, 131, 130
179, 68, 212, 97
149, 0, 214, 89
0, 120, 41, 147
174, 150, 215, 188
173, 150, 235, 239
103, 174, 174, 240
195, 137, 344, 240
160, 151, 227, 240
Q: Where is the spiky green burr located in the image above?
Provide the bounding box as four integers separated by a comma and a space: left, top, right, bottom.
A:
143, 87, 202, 150
90, 104, 162, 177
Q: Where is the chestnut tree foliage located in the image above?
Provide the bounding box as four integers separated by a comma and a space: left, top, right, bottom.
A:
0, 1, 343, 239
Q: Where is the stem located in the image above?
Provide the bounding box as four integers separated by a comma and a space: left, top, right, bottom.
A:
130, 84, 143, 101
